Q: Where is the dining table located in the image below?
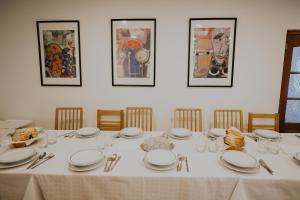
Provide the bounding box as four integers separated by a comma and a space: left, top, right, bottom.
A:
0, 130, 300, 200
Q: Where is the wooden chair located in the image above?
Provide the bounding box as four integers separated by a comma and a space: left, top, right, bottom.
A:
96, 109, 124, 131
55, 107, 83, 130
126, 107, 152, 131
173, 108, 202, 132
214, 109, 244, 131
248, 113, 279, 132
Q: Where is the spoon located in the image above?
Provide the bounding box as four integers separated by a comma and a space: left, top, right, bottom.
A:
106, 154, 117, 172
27, 152, 46, 169
177, 155, 185, 172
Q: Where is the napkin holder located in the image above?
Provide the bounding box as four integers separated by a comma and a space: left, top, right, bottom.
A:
224, 127, 245, 151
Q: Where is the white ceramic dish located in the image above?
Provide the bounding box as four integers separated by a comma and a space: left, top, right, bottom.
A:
254, 129, 280, 139
169, 128, 192, 138
0, 148, 36, 164
209, 128, 226, 137
0, 153, 37, 169
219, 157, 260, 174
222, 150, 258, 168
120, 127, 143, 137
143, 158, 177, 171
76, 127, 99, 137
144, 149, 176, 166
68, 158, 105, 172
70, 149, 104, 167
76, 132, 98, 138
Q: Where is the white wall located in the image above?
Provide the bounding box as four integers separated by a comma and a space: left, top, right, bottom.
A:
0, 0, 299, 131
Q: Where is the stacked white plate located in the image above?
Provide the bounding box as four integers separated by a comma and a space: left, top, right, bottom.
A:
143, 149, 177, 171
119, 127, 143, 139
209, 128, 226, 137
168, 128, 192, 139
0, 148, 37, 169
76, 127, 99, 138
220, 150, 260, 173
254, 129, 281, 140
68, 149, 105, 172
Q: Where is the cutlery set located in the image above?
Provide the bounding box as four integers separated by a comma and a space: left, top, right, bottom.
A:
27, 152, 55, 169
177, 154, 189, 172
259, 159, 274, 175
104, 154, 121, 172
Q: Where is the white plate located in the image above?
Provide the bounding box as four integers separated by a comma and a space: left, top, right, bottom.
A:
209, 128, 226, 137
143, 158, 177, 171
254, 129, 280, 139
222, 150, 258, 168
120, 127, 143, 137
169, 128, 192, 138
0, 153, 37, 169
68, 158, 105, 172
76, 127, 99, 136
0, 148, 36, 164
220, 157, 260, 174
70, 149, 104, 167
76, 132, 98, 138
144, 149, 176, 166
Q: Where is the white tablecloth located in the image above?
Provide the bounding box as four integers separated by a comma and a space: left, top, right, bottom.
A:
0, 131, 300, 200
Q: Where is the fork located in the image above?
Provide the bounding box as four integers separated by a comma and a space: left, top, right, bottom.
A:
177, 155, 185, 172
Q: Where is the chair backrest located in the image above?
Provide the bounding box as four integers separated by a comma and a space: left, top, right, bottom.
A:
97, 109, 124, 131
55, 107, 83, 130
214, 109, 244, 131
126, 107, 152, 131
173, 108, 202, 132
248, 113, 279, 132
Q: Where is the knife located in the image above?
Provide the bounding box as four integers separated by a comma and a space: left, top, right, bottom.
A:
27, 152, 46, 169
259, 159, 273, 175
185, 157, 189, 172
30, 153, 55, 169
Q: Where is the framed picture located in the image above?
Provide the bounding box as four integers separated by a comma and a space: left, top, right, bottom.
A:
111, 19, 156, 86
188, 18, 237, 87
36, 20, 82, 86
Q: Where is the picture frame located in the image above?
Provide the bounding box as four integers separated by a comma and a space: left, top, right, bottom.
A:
188, 18, 237, 87
111, 18, 156, 86
36, 20, 82, 86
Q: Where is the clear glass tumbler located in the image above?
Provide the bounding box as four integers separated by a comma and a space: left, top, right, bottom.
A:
195, 134, 207, 152
208, 137, 218, 153
257, 137, 268, 154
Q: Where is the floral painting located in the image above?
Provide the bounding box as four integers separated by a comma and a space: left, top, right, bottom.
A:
111, 19, 156, 86
37, 21, 82, 86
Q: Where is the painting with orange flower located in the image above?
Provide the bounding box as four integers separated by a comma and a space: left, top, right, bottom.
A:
111, 19, 156, 86
37, 21, 82, 86
188, 18, 237, 87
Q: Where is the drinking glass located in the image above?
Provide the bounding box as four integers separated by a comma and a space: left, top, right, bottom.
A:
195, 134, 207, 152
208, 137, 218, 153
268, 139, 280, 154
47, 132, 57, 144
96, 134, 113, 150
257, 137, 268, 154
37, 134, 48, 148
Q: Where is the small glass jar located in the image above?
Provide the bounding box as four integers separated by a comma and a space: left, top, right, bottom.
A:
257, 137, 268, 154
268, 138, 280, 154
195, 134, 207, 152
208, 137, 218, 153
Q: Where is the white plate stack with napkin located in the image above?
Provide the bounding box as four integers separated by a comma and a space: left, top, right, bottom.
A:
209, 128, 226, 137
254, 129, 281, 140
220, 150, 260, 173
119, 127, 143, 139
76, 128, 99, 138
167, 128, 192, 140
68, 149, 105, 172
0, 148, 37, 169
143, 149, 177, 171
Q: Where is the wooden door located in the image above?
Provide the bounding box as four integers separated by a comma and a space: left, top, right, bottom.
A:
279, 30, 300, 132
